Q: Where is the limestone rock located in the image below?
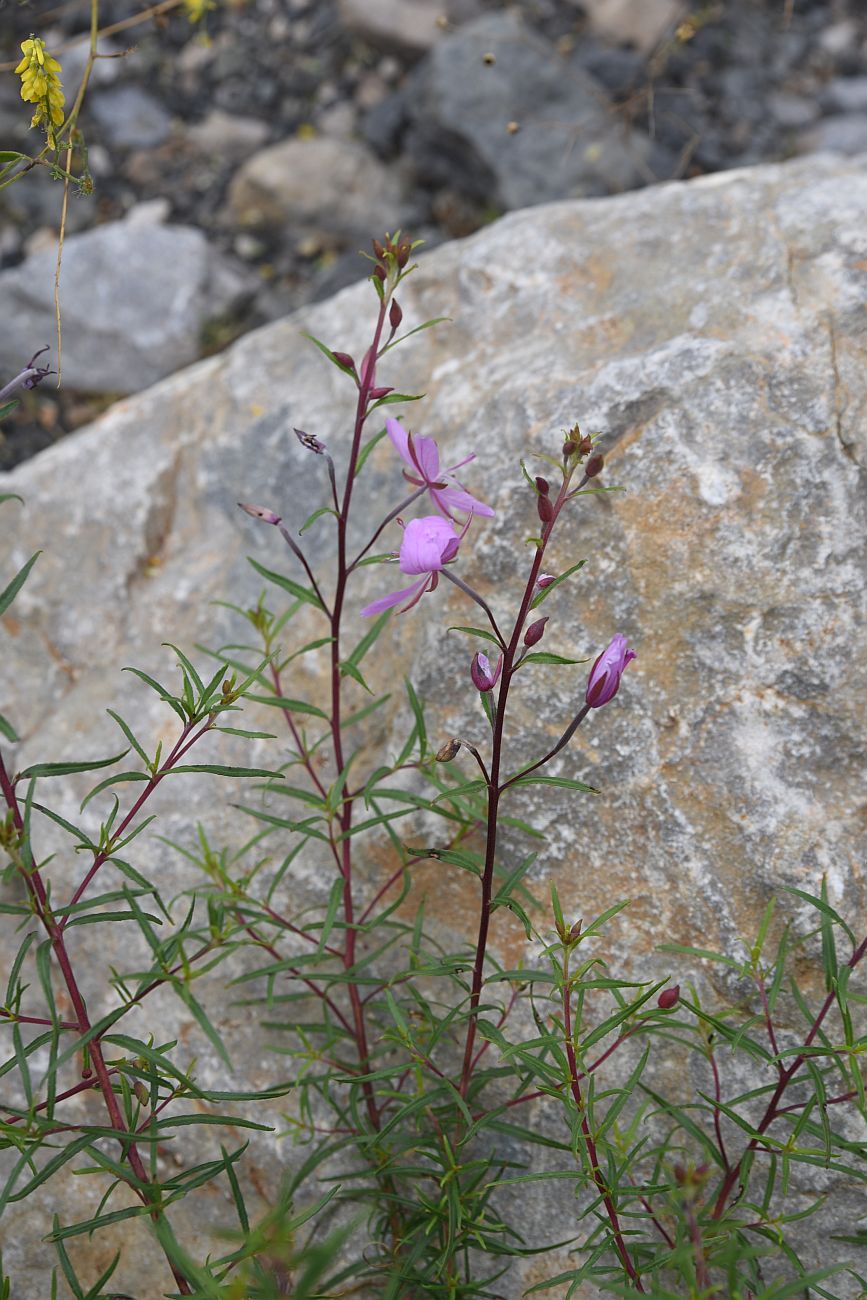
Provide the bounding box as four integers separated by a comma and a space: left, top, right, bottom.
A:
1, 153, 866, 1296
0, 221, 253, 394
402, 12, 654, 209
226, 134, 408, 242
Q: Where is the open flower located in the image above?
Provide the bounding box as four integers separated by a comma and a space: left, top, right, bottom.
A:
387, 417, 493, 522
585, 634, 636, 708
361, 515, 460, 616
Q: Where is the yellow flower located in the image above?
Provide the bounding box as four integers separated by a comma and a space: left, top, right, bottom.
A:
184, 0, 216, 22
14, 37, 65, 145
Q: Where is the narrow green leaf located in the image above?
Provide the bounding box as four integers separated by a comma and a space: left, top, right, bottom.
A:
301, 330, 358, 377
0, 712, 18, 743
368, 391, 424, 411
164, 764, 280, 779
447, 624, 502, 647
0, 551, 40, 618
19, 748, 129, 779
123, 666, 187, 721
247, 557, 324, 611
354, 426, 387, 478
245, 693, 328, 718
517, 652, 586, 667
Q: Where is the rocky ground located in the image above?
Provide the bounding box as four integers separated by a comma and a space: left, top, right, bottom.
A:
0, 0, 865, 467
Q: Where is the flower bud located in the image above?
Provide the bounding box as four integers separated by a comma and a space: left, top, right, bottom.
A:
369, 386, 393, 400
389, 298, 403, 330
535, 475, 550, 496
436, 738, 461, 763
585, 634, 636, 708
372, 238, 385, 260
332, 351, 356, 370
396, 240, 411, 268
294, 428, 327, 454
578, 434, 593, 455
238, 502, 281, 525
537, 494, 554, 523
373, 264, 386, 282
471, 651, 503, 692
536, 573, 556, 589
586, 453, 604, 478
562, 439, 577, 457
569, 919, 582, 942
523, 616, 548, 647
657, 985, 680, 1010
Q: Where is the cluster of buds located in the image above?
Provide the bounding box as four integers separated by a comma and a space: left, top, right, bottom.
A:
562, 423, 604, 479
371, 232, 414, 293
15, 37, 65, 146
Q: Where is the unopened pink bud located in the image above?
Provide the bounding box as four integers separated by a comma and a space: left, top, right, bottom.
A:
238, 502, 281, 525
471, 651, 503, 693
585, 634, 636, 708
332, 351, 356, 370
369, 386, 393, 400
389, 299, 403, 330
536, 574, 556, 589
657, 985, 680, 1009
523, 616, 548, 647
586, 453, 604, 478
535, 476, 550, 496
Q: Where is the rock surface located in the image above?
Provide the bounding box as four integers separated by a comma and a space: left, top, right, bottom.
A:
403, 12, 655, 207
1, 153, 866, 1296
0, 221, 253, 394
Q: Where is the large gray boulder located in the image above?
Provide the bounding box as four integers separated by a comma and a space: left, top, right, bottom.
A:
402, 12, 655, 208
0, 220, 252, 394
0, 153, 865, 1296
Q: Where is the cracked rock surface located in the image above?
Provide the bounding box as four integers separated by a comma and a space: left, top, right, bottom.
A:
0, 153, 865, 1296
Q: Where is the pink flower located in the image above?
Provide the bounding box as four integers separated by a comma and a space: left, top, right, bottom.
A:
387, 417, 493, 522
470, 652, 502, 692
361, 515, 460, 617
585, 634, 636, 708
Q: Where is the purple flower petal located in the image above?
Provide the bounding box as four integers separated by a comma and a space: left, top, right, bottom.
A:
399, 516, 458, 575
361, 577, 427, 617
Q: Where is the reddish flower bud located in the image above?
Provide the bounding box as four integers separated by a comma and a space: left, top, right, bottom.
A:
536, 573, 556, 589
569, 919, 582, 942
523, 616, 548, 647
562, 439, 577, 457
537, 494, 554, 523
369, 386, 393, 400
471, 651, 503, 692
535, 475, 550, 496
586, 453, 604, 478
389, 298, 403, 330
436, 738, 461, 763
332, 351, 356, 370
373, 264, 386, 282
396, 239, 411, 268
657, 985, 680, 1010
578, 434, 593, 455
372, 238, 385, 259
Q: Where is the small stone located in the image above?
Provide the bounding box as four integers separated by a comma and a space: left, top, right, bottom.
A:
0, 223, 252, 394
580, 0, 686, 53
801, 113, 867, 156
123, 197, 171, 226
818, 19, 859, 59
186, 109, 270, 160
89, 85, 173, 149
225, 135, 407, 243
823, 76, 867, 115
767, 91, 820, 129
338, 0, 447, 58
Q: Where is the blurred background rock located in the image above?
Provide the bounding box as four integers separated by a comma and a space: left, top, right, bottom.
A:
1, 0, 865, 467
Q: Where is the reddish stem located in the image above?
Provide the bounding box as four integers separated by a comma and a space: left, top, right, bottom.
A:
562, 950, 645, 1290
711, 934, 866, 1220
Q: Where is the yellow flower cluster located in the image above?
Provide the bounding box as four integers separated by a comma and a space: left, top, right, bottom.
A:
184, 0, 216, 22
15, 37, 65, 145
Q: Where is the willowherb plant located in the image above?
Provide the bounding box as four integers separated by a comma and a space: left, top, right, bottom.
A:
0, 234, 864, 1299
